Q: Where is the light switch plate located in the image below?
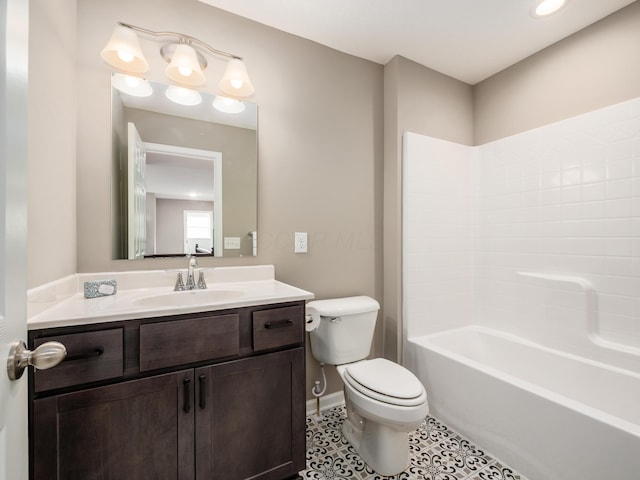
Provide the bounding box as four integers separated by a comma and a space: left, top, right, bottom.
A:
294, 232, 308, 253
224, 237, 241, 249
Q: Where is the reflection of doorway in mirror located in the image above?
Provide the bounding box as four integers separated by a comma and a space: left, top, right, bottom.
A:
142, 142, 223, 256
184, 210, 214, 255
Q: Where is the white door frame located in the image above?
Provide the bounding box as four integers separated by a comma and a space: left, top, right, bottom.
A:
1, 0, 30, 479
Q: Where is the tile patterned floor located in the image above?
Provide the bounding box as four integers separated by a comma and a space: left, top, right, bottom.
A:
302, 406, 527, 480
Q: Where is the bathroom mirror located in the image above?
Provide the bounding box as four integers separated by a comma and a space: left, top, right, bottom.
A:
111, 79, 258, 259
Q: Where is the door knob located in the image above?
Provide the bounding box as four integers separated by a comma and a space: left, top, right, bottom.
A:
6, 340, 67, 381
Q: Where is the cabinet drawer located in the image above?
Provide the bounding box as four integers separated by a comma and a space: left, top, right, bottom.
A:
34, 329, 124, 393
252, 305, 304, 352
139, 314, 239, 371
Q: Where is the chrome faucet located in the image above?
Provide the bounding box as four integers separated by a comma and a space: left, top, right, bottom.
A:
174, 256, 207, 291
186, 256, 197, 290
174, 272, 186, 291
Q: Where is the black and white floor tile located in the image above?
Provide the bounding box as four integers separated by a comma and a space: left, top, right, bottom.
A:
302, 406, 527, 480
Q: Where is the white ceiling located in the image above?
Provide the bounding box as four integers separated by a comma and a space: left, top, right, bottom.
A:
197, 0, 636, 84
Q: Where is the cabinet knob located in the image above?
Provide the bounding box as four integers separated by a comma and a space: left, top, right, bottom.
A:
7, 340, 67, 381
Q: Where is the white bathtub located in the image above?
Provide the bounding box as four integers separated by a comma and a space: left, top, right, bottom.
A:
405, 326, 640, 480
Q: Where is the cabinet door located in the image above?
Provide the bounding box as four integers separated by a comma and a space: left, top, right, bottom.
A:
195, 348, 305, 480
32, 370, 195, 480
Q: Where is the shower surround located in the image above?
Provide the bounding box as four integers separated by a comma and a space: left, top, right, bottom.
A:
402, 97, 640, 479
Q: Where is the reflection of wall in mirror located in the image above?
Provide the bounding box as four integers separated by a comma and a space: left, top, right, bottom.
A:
114, 107, 257, 258
154, 199, 214, 255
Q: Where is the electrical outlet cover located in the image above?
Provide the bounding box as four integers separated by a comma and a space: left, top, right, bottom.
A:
294, 232, 308, 253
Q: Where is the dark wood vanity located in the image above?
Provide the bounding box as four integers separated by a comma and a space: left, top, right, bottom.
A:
28, 301, 306, 480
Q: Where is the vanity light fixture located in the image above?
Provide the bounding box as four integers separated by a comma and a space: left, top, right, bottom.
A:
101, 21, 254, 102
532, 0, 566, 17
101, 24, 149, 74
164, 43, 206, 88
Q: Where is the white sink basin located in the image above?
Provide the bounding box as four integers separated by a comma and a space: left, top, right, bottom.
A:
133, 289, 246, 308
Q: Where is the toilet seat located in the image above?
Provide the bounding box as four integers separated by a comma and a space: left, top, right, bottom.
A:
342, 358, 426, 407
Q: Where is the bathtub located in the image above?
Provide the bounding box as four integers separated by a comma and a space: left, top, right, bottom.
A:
405, 326, 640, 480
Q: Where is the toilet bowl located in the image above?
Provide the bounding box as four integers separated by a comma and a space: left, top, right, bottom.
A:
336, 358, 429, 475
306, 296, 429, 476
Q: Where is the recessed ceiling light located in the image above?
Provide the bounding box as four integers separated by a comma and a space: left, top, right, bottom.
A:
533, 0, 567, 17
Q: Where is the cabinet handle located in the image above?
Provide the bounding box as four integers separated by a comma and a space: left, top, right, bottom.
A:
264, 319, 293, 329
199, 374, 206, 409
65, 348, 104, 362
183, 378, 191, 413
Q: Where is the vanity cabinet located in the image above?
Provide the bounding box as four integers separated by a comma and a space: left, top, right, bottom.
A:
32, 370, 195, 479
29, 302, 306, 480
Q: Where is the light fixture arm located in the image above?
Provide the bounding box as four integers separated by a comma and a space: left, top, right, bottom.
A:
117, 21, 242, 61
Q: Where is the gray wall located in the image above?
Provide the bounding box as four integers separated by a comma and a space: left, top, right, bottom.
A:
382, 0, 640, 364
28, 0, 77, 287
383, 56, 474, 361
73, 0, 383, 400
28, 0, 640, 402
474, 1, 640, 144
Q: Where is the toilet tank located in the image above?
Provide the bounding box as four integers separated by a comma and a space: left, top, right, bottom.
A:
306, 296, 380, 365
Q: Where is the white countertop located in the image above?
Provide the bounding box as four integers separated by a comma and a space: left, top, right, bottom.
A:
28, 265, 314, 330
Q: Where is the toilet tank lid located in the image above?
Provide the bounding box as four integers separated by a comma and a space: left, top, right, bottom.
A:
306, 296, 380, 316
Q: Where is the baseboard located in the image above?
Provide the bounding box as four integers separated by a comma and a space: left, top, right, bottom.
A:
305, 391, 345, 417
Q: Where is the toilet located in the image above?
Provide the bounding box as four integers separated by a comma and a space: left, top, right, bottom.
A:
306, 296, 428, 476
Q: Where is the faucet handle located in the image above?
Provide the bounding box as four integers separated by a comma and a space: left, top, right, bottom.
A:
197, 271, 207, 289
174, 272, 185, 291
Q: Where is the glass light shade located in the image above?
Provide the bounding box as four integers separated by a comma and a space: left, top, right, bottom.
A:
165, 85, 202, 106
534, 0, 566, 16
101, 25, 149, 74
164, 43, 206, 88
112, 73, 152, 97
212, 95, 245, 114
218, 59, 254, 98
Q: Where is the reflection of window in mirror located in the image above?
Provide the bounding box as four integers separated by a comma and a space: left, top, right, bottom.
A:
184, 210, 214, 254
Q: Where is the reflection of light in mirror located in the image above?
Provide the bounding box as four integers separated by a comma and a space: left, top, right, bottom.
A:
117, 79, 258, 129
212, 95, 245, 114
112, 73, 152, 97
165, 85, 202, 106
189, 192, 198, 198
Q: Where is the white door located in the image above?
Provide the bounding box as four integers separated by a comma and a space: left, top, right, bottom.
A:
1, 0, 30, 479
127, 122, 147, 259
